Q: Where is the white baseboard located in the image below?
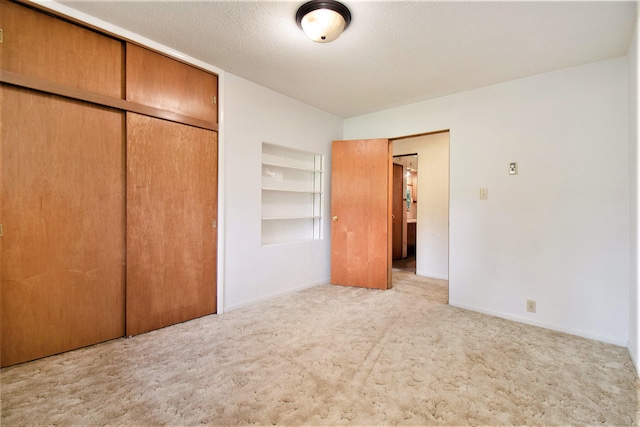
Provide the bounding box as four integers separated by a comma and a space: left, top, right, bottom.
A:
223, 279, 329, 312
626, 340, 640, 376
449, 300, 627, 347
415, 270, 449, 280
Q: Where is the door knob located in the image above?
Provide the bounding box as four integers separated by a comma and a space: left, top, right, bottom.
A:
392, 214, 395, 219
332, 216, 338, 222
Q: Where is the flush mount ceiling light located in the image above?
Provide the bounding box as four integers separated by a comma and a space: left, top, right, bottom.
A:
296, 0, 351, 43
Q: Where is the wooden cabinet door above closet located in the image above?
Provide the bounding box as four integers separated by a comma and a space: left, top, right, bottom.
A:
126, 43, 218, 125
0, 1, 123, 98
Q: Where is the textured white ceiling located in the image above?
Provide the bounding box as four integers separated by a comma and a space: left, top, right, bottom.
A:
56, 1, 637, 118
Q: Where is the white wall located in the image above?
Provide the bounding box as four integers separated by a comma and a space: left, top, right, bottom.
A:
345, 58, 630, 345
223, 74, 342, 311
394, 133, 449, 280
628, 13, 639, 368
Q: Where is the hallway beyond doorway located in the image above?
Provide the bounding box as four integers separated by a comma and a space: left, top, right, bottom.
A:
392, 254, 416, 272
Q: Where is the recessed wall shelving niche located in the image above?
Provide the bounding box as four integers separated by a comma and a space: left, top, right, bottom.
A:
261, 142, 324, 245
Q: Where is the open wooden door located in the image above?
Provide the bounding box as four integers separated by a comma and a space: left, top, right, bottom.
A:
331, 139, 392, 290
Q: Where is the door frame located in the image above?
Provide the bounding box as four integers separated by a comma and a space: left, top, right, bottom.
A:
390, 129, 451, 300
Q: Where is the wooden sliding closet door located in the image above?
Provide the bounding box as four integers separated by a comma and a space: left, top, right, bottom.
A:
1, 86, 126, 367
126, 113, 217, 336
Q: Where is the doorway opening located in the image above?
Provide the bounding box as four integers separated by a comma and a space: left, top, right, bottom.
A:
390, 131, 450, 303
392, 154, 418, 273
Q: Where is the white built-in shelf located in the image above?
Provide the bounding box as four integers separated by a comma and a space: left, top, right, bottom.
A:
262, 188, 322, 194
262, 215, 323, 221
261, 142, 324, 246
261, 161, 323, 173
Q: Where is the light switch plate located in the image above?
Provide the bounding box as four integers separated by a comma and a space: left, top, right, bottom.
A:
480, 188, 488, 200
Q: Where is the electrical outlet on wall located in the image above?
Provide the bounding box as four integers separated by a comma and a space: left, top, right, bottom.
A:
509, 162, 518, 175
527, 299, 536, 313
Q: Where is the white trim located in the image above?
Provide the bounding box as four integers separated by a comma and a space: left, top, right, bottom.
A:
216, 73, 226, 315
415, 271, 449, 281
30, 1, 227, 314
631, 346, 640, 377
450, 300, 628, 347
224, 280, 329, 313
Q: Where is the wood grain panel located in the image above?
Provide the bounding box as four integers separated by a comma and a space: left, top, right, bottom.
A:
126, 44, 218, 125
126, 113, 217, 336
331, 139, 390, 290
0, 70, 218, 132
1, 86, 125, 367
0, 1, 123, 98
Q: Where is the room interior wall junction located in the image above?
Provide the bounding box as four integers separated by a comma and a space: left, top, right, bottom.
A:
344, 58, 630, 346
24, 0, 638, 349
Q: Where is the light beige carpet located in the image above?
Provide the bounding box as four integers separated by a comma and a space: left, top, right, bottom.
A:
1, 270, 638, 426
